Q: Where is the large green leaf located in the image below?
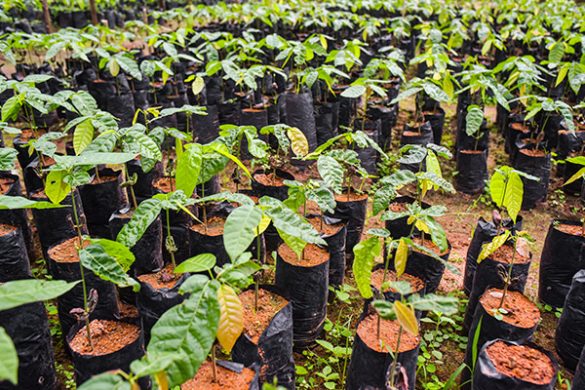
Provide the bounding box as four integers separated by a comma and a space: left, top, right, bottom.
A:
89, 238, 136, 272
0, 327, 17, 385
148, 275, 220, 387
76, 372, 131, 390
0, 195, 65, 210
0, 148, 17, 171
489, 167, 524, 223
317, 155, 343, 193
174, 253, 217, 274
223, 205, 262, 261
117, 199, 162, 249
340, 85, 366, 98
259, 197, 325, 246
0, 279, 80, 311
1, 96, 21, 122
79, 244, 139, 292
73, 119, 94, 155
45, 170, 71, 205
352, 236, 381, 299
465, 105, 484, 137
176, 144, 202, 198
407, 293, 459, 314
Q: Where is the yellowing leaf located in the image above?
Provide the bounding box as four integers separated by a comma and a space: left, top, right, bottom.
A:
414, 219, 430, 234
73, 119, 94, 155
217, 285, 243, 353
395, 238, 408, 278
154, 371, 169, 390
394, 301, 418, 336
564, 167, 585, 186
109, 59, 120, 77
287, 127, 309, 157
192, 76, 205, 95
257, 213, 271, 235
45, 170, 71, 205
478, 230, 510, 263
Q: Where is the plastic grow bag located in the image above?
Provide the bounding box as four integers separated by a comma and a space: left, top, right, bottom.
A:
326, 193, 367, 267
538, 219, 585, 308
0, 226, 31, 282
455, 149, 488, 194
232, 285, 295, 389
555, 269, 585, 370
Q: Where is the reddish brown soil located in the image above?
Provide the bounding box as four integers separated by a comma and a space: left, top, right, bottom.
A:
240, 288, 288, 344
48, 237, 89, 263
30, 189, 47, 199
480, 288, 541, 328
278, 243, 330, 267
334, 192, 368, 202
412, 237, 449, 256
459, 149, 484, 154
190, 216, 226, 236
254, 172, 287, 187
69, 320, 140, 356
182, 360, 256, 389
242, 107, 266, 113
403, 130, 424, 137
519, 149, 548, 157
307, 216, 344, 236
370, 269, 425, 293
510, 123, 530, 133
154, 177, 176, 193
555, 223, 585, 237
486, 341, 555, 385
137, 264, 180, 290
0, 224, 16, 236
0, 177, 16, 194
490, 243, 531, 264
389, 202, 408, 212
357, 313, 420, 353
117, 302, 139, 319
17, 129, 34, 142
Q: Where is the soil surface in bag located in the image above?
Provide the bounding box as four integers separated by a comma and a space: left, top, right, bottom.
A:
555, 269, 585, 370
539, 220, 585, 308
370, 268, 425, 295
68, 320, 140, 356
251, 169, 295, 201
182, 360, 258, 390
232, 286, 295, 389
464, 242, 531, 330
473, 339, 557, 390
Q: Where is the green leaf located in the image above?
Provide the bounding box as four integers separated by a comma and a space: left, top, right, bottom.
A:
0, 195, 65, 210
340, 85, 366, 98
352, 236, 381, 299
422, 82, 450, 102
79, 244, 139, 292
148, 276, 220, 387
56, 152, 136, 167
1, 96, 21, 122
223, 205, 262, 261
259, 197, 325, 246
465, 105, 484, 137
176, 144, 202, 198
0, 147, 17, 170
89, 238, 136, 272
76, 372, 131, 390
317, 155, 344, 193
0, 279, 80, 311
45, 170, 71, 204
117, 198, 162, 248
216, 284, 243, 353
407, 293, 459, 315
0, 327, 17, 385
116, 55, 142, 80
124, 131, 163, 161
174, 253, 217, 274
548, 42, 565, 64
73, 119, 94, 155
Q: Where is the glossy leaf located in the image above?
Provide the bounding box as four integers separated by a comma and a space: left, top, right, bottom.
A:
224, 205, 262, 261
0, 148, 17, 171
73, 119, 94, 155
45, 170, 70, 204
0, 279, 80, 311
174, 253, 217, 274
148, 276, 220, 387
0, 195, 65, 210
79, 244, 139, 292
176, 144, 202, 198
0, 327, 17, 385
317, 155, 343, 193
352, 236, 381, 299
117, 199, 162, 249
